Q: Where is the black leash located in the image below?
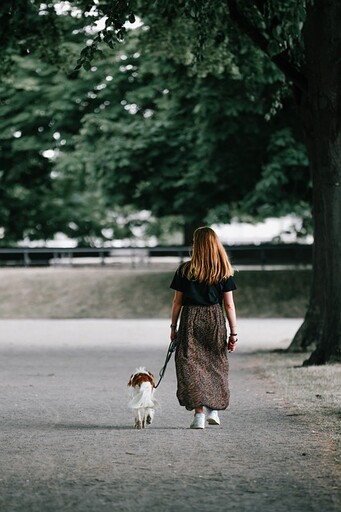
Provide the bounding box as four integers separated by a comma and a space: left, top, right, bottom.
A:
154, 339, 177, 389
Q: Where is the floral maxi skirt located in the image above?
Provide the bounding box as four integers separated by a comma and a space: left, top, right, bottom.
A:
175, 304, 230, 411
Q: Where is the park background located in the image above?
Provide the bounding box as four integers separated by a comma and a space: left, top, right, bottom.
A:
0, 0, 340, 386
2, 0, 341, 365
0, 2, 340, 511
0, 0, 316, 332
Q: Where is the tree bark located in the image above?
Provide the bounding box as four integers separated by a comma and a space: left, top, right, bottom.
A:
287, 0, 341, 364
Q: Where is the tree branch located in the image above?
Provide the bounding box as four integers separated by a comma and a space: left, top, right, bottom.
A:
226, 0, 308, 93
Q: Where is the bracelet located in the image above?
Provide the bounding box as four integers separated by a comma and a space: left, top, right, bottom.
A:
229, 333, 237, 336
170, 324, 177, 329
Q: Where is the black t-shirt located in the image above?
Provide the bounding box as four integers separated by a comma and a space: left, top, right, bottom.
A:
170, 266, 236, 306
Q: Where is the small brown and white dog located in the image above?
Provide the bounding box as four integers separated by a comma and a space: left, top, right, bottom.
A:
127, 367, 158, 429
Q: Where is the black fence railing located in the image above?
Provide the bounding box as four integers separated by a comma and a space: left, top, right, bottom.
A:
0, 243, 312, 268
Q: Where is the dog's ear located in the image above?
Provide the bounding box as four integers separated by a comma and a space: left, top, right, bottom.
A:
146, 371, 155, 387
128, 375, 133, 386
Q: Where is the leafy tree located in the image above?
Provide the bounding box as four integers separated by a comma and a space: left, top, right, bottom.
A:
77, 0, 340, 364
59, 25, 309, 243
1, 1, 340, 363
0, 11, 150, 245
67, 0, 341, 364
0, 1, 310, 244
221, 0, 341, 365
0, 56, 62, 244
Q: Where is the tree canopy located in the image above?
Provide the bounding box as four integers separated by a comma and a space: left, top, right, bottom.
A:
0, 1, 310, 244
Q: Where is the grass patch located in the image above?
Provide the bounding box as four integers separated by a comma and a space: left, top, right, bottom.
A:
0, 267, 311, 319
255, 352, 341, 449
234, 269, 311, 317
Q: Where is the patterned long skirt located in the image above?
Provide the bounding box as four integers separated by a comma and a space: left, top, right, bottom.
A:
175, 304, 229, 411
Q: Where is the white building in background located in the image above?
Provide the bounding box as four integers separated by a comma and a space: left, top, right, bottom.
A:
18, 215, 312, 249
213, 215, 313, 246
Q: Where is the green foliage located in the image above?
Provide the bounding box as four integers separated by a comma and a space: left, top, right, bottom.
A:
73, 1, 308, 81
240, 127, 311, 221
0, 1, 312, 245
62, 24, 309, 230
0, 22, 138, 245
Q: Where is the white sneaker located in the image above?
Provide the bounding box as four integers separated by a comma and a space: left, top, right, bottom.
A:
190, 413, 205, 429
206, 408, 220, 425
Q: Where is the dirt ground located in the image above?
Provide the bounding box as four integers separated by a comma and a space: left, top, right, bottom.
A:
0, 319, 339, 512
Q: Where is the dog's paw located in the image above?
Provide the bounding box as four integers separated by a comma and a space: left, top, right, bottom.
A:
146, 409, 154, 425
135, 419, 142, 430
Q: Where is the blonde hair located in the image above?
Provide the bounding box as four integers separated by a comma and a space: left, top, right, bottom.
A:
181, 227, 234, 285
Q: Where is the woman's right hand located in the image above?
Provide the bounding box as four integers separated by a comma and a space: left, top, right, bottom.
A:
170, 328, 178, 342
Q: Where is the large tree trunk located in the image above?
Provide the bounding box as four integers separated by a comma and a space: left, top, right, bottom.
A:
287, 296, 323, 353
287, 0, 341, 364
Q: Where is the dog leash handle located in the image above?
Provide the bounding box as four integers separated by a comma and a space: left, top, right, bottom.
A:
154, 340, 177, 389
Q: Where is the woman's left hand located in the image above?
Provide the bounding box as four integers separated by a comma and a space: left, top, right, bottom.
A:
227, 335, 238, 352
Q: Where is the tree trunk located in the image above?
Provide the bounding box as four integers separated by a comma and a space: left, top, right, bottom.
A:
183, 218, 205, 245
287, 0, 341, 364
287, 296, 322, 353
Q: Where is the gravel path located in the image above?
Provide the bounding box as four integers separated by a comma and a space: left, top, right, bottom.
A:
0, 319, 339, 512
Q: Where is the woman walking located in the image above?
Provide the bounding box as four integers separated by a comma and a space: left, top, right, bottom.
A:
170, 227, 237, 429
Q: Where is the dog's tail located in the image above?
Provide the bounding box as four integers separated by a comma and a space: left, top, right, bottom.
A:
128, 382, 157, 409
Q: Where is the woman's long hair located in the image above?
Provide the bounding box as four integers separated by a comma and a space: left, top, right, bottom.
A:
181, 227, 234, 285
